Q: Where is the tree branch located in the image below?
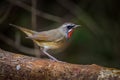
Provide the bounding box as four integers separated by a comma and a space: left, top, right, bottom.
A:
7, 0, 63, 22
0, 48, 120, 80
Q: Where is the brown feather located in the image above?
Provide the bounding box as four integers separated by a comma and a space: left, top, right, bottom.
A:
10, 24, 64, 42
9, 24, 37, 37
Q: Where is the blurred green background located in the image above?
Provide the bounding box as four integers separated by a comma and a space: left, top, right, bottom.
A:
0, 0, 120, 68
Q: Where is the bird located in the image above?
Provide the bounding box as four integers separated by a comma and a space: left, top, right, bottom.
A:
10, 23, 80, 61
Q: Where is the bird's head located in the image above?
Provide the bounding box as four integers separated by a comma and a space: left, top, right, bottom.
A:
59, 23, 80, 39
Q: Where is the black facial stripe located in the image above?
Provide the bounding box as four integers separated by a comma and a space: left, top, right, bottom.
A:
67, 25, 74, 30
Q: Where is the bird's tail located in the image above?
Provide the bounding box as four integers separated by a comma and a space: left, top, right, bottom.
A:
9, 24, 37, 37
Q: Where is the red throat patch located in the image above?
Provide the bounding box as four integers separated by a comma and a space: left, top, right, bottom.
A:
68, 29, 74, 39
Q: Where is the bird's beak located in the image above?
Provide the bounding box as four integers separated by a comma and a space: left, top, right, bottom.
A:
74, 25, 80, 28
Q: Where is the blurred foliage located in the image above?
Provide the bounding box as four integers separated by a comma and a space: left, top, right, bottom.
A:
0, 0, 120, 68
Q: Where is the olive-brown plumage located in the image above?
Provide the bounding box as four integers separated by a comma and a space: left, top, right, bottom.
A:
10, 23, 79, 61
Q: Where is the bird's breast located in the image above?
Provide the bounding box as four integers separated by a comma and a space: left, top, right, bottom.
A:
33, 39, 67, 50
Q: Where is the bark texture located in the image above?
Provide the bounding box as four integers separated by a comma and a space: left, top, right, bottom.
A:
0, 48, 120, 80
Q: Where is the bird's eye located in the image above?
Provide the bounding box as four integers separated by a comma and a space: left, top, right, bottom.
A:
67, 25, 74, 30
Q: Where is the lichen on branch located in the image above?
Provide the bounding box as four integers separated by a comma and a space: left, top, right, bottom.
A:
0, 48, 120, 80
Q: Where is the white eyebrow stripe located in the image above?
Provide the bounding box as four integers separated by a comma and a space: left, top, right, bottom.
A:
68, 29, 72, 32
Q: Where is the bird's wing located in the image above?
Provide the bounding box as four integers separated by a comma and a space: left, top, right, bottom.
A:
28, 32, 51, 41
10, 24, 64, 42
28, 29, 64, 42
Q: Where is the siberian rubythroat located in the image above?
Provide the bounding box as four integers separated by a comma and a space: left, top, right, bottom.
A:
10, 23, 80, 61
